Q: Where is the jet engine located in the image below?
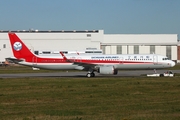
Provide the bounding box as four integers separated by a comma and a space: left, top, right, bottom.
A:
98, 66, 118, 75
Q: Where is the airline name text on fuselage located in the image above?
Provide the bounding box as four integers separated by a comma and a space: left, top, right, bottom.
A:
91, 55, 151, 59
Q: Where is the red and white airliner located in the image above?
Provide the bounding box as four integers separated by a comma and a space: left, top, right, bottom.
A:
7, 33, 175, 77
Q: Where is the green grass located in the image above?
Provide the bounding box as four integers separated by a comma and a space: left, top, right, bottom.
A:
0, 77, 180, 120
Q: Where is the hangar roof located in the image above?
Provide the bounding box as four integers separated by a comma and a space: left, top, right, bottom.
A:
0, 30, 99, 33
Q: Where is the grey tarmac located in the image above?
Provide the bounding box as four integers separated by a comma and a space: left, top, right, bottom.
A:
0, 70, 180, 78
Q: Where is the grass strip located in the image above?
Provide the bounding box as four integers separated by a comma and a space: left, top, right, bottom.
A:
0, 77, 180, 120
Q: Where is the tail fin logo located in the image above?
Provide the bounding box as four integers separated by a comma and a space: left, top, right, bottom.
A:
13, 42, 22, 51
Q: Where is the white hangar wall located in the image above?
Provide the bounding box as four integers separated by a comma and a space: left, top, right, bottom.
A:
103, 34, 177, 44
101, 34, 177, 61
14, 32, 103, 51
0, 33, 13, 63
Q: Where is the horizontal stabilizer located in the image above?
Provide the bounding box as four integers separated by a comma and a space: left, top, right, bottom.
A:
6, 57, 24, 64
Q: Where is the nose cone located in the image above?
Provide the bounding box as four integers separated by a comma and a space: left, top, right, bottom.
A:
171, 61, 175, 67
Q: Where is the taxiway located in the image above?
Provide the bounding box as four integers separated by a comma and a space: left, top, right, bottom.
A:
0, 70, 180, 78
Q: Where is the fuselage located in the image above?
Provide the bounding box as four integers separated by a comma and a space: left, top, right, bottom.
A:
18, 54, 175, 70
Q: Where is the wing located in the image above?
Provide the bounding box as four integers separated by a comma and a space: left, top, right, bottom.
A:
60, 52, 97, 71
73, 61, 97, 71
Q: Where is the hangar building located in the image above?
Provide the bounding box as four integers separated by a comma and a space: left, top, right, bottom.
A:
0, 30, 178, 63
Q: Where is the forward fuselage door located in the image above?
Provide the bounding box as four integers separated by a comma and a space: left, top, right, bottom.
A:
153, 55, 158, 64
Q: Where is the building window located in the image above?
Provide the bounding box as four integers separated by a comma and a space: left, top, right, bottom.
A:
3, 44, 6, 48
101, 46, 106, 54
134, 45, 139, 54
117, 45, 122, 54
166, 46, 171, 59
85, 51, 93, 53
42, 51, 51, 54
87, 34, 91, 37
34, 51, 39, 55
150, 45, 155, 54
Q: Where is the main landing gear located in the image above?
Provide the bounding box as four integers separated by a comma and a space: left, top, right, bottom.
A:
86, 71, 95, 77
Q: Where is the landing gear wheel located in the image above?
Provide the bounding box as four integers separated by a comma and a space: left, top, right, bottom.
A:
91, 73, 95, 77
86, 73, 95, 77
87, 73, 91, 77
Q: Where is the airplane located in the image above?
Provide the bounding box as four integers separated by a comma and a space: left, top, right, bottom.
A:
7, 32, 175, 77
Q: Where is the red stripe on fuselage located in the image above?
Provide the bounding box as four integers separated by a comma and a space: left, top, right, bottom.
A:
26, 56, 153, 64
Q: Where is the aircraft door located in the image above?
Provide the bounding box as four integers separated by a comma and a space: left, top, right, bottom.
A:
119, 57, 124, 64
32, 57, 37, 65
153, 55, 158, 64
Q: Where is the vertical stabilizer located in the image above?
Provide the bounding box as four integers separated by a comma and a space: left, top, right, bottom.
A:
8, 33, 35, 62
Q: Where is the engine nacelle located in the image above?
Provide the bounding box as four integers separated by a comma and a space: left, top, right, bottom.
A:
98, 66, 118, 75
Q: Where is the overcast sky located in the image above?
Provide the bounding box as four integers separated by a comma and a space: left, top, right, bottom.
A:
0, 0, 180, 38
